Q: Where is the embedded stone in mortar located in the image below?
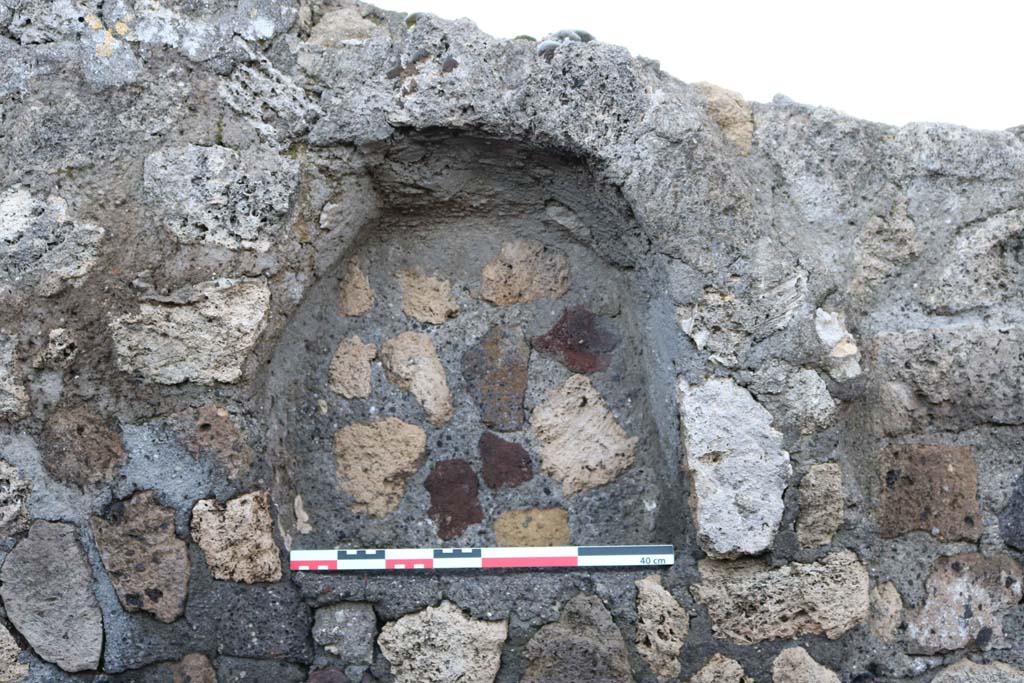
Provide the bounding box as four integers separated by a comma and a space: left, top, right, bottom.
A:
462, 324, 530, 431
377, 600, 508, 683
797, 462, 843, 548
142, 144, 299, 251
382, 331, 453, 426
91, 490, 190, 623
41, 405, 126, 489
424, 459, 484, 540
32, 327, 78, 369
532, 306, 619, 374
677, 377, 791, 558
479, 431, 533, 489
110, 278, 271, 385
0, 623, 27, 683
191, 490, 282, 584
479, 239, 569, 306
339, 258, 375, 316
328, 335, 377, 399
333, 417, 426, 517
530, 374, 636, 496
814, 308, 862, 381
691, 550, 869, 644
741, 360, 836, 435
695, 82, 754, 154
0, 334, 27, 420
932, 660, 1024, 683
174, 403, 255, 480
1000, 471, 1024, 550
167, 653, 217, 683
306, 7, 380, 47
869, 581, 903, 642
522, 593, 633, 683
906, 553, 1022, 653
635, 574, 688, 681
876, 444, 980, 542
397, 268, 460, 324
772, 647, 840, 683
0, 521, 103, 672
0, 459, 30, 536
493, 507, 570, 546
313, 602, 377, 664
689, 654, 751, 683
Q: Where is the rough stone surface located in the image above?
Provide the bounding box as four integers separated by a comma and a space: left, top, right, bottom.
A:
522, 594, 634, 683
175, 403, 255, 479
695, 82, 754, 154
397, 268, 460, 324
32, 327, 78, 369
932, 660, 1024, 683
530, 374, 636, 495
532, 306, 619, 373
876, 444, 980, 542
381, 331, 453, 426
689, 654, 751, 683
0, 459, 30, 535
110, 278, 271, 385
771, 647, 840, 683
796, 462, 843, 548
0, 521, 102, 672
424, 459, 484, 540
167, 653, 217, 683
869, 581, 903, 642
479, 432, 533, 489
312, 602, 376, 663
1000, 472, 1024, 550
328, 335, 377, 399
333, 418, 426, 517
377, 601, 507, 683
678, 377, 791, 558
906, 553, 1023, 653
41, 406, 126, 489
692, 550, 869, 644
493, 507, 570, 546
91, 490, 190, 623
339, 258, 375, 316
462, 325, 530, 431
814, 308, 862, 381
742, 361, 836, 435
191, 490, 282, 584
0, 624, 26, 683
479, 240, 570, 305
634, 574, 688, 681
0, 334, 27, 420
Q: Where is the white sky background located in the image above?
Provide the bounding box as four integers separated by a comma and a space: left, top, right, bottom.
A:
373, 0, 1022, 131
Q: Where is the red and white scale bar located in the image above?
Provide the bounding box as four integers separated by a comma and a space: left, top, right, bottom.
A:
290, 545, 674, 571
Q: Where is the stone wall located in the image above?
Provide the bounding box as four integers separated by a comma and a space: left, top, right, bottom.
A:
0, 1, 1023, 681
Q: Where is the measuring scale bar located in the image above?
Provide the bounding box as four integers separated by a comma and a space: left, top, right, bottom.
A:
290, 544, 674, 571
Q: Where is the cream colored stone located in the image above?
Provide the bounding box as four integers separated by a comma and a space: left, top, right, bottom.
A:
381, 331, 453, 426
378, 601, 507, 683
479, 240, 569, 306
329, 335, 376, 399
814, 308, 861, 381
293, 494, 312, 534
333, 418, 426, 517
0, 622, 26, 683
530, 374, 636, 496
0, 334, 28, 420
398, 268, 460, 324
308, 7, 378, 47
696, 82, 754, 154
796, 463, 843, 548
869, 581, 903, 642
339, 258, 374, 316
772, 647, 839, 683
493, 508, 570, 546
932, 660, 1024, 683
691, 550, 869, 644
690, 654, 751, 683
635, 574, 688, 681
191, 491, 282, 584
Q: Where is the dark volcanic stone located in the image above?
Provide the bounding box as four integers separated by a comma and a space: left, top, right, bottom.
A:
216, 656, 306, 683
307, 668, 347, 683
876, 444, 980, 542
461, 324, 530, 431
424, 459, 484, 540
532, 306, 619, 374
479, 432, 533, 489
41, 405, 125, 489
1000, 473, 1024, 549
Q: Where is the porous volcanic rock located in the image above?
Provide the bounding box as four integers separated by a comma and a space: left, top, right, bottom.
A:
932, 660, 1024, 683
313, 602, 377, 663
339, 258, 375, 316
333, 418, 427, 517
397, 268, 460, 324
479, 240, 570, 305
0, 334, 27, 420
462, 324, 530, 431
493, 507, 570, 546
479, 431, 533, 489
689, 654, 751, 683
191, 490, 282, 584
0, 459, 30, 536
796, 462, 843, 548
635, 574, 688, 680
381, 331, 453, 426
175, 403, 255, 479
532, 306, 619, 374
424, 458, 484, 540
41, 405, 126, 489
328, 335, 377, 399
772, 647, 840, 683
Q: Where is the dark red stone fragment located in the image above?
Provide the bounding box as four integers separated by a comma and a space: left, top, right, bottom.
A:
307, 669, 347, 683
461, 324, 530, 431
424, 459, 484, 540
479, 432, 533, 489
532, 306, 618, 373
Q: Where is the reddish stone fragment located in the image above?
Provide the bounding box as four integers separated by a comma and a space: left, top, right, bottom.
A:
307, 669, 346, 683
424, 459, 484, 540
479, 432, 533, 489
461, 325, 529, 431
532, 306, 618, 374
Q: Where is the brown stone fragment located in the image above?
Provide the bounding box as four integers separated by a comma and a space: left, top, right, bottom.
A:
167, 653, 217, 683
689, 654, 751, 683
493, 508, 570, 546
334, 418, 426, 517
397, 268, 459, 324
869, 581, 903, 642
479, 240, 569, 306
462, 324, 530, 431
191, 490, 282, 584
329, 335, 376, 399
382, 331, 453, 426
906, 553, 1023, 653
772, 647, 839, 683
42, 406, 125, 489
876, 444, 980, 542
176, 403, 255, 479
796, 462, 843, 548
339, 257, 374, 316
425, 459, 484, 540
532, 306, 618, 374
91, 490, 190, 623
479, 432, 533, 489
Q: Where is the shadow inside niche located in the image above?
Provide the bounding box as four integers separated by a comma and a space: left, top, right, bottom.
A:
264, 131, 687, 555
